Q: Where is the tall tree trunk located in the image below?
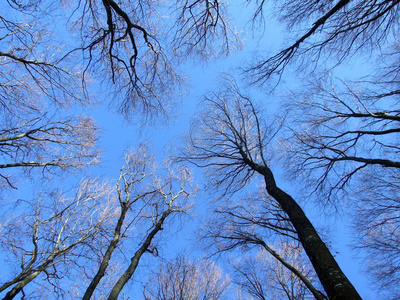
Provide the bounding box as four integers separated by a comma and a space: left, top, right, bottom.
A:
244, 157, 361, 300
258, 240, 327, 300
107, 210, 171, 300
82, 205, 129, 300
2, 258, 55, 300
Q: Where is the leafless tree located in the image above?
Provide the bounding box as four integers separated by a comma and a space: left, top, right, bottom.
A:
1, 1, 234, 298
245, 0, 400, 83
60, 0, 239, 119
172, 0, 241, 60
0, 0, 242, 189
201, 186, 326, 300
232, 243, 322, 300
280, 74, 400, 297
66, 0, 178, 119
350, 167, 400, 300
0, 7, 89, 114
3, 0, 240, 122
0, 0, 243, 191
0, 115, 100, 189
81, 146, 195, 300
0, 178, 116, 300
178, 77, 361, 300
0, 3, 101, 189
143, 255, 230, 300
281, 75, 400, 203
81, 146, 157, 300
0, 146, 195, 299
242, 1, 400, 296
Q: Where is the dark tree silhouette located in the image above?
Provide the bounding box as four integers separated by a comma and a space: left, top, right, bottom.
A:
179, 78, 361, 300
246, 0, 400, 83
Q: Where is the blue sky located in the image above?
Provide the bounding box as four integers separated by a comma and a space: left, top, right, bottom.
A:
88, 6, 379, 299
0, 1, 385, 298
91, 31, 378, 300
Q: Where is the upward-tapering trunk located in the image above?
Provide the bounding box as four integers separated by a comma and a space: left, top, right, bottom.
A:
244, 157, 361, 300
82, 204, 129, 300
107, 209, 172, 300
2, 254, 57, 300
266, 184, 360, 300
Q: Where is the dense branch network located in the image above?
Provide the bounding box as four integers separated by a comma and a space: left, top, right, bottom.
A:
67, 0, 240, 119
143, 255, 230, 300
202, 191, 326, 299
281, 74, 400, 296
246, 0, 400, 83
0, 116, 99, 188
232, 243, 324, 300
173, 0, 241, 59
179, 78, 361, 300
82, 147, 194, 300
282, 76, 400, 202
0, 178, 115, 300
0, 147, 194, 299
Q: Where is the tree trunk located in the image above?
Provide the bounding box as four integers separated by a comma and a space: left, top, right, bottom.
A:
107, 210, 171, 300
258, 240, 327, 300
82, 205, 129, 300
246, 158, 361, 300
2, 262, 52, 300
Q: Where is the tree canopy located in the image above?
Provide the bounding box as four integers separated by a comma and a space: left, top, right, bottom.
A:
0, 0, 399, 299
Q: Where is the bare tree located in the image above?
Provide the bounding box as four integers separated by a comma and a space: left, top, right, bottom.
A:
172, 0, 241, 60
245, 0, 400, 83
0, 6, 89, 114
0, 3, 100, 189
2, 0, 240, 123
0, 0, 240, 192
81, 146, 195, 300
60, 0, 239, 119
82, 146, 157, 300
106, 162, 194, 299
279, 74, 400, 297
241, 1, 400, 296
179, 77, 361, 300
201, 186, 326, 300
352, 167, 400, 300
0, 0, 242, 191
0, 178, 116, 300
0, 115, 100, 189
232, 243, 322, 300
143, 255, 230, 300
281, 75, 400, 203
67, 0, 178, 119
0, 1, 234, 298
0, 146, 195, 299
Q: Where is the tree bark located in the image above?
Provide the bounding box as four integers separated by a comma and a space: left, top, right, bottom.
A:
107, 210, 171, 300
82, 205, 129, 300
2, 257, 55, 300
258, 240, 327, 300
243, 156, 361, 300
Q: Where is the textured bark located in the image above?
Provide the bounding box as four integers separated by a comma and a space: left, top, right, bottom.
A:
258, 240, 327, 300
82, 205, 128, 300
245, 157, 361, 300
2, 257, 54, 300
107, 210, 171, 300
